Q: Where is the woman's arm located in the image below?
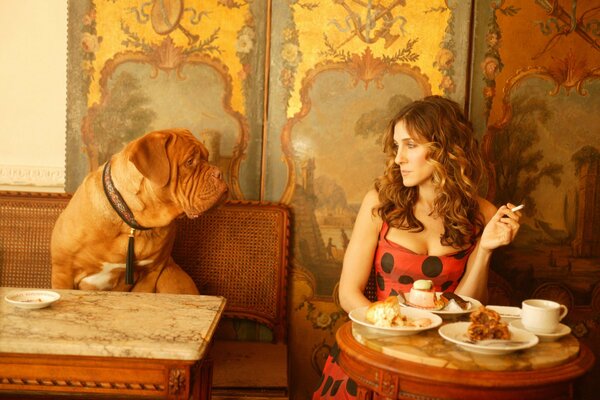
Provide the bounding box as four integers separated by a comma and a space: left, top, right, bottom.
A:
455, 199, 522, 303
338, 189, 382, 313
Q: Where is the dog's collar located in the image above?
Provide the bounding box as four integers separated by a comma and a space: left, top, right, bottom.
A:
102, 160, 150, 231
102, 159, 150, 286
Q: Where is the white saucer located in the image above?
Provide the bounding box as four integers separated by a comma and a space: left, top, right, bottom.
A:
509, 320, 571, 342
486, 305, 521, 322
4, 290, 60, 309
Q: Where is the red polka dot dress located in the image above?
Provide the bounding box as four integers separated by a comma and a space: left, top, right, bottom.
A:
312, 222, 474, 399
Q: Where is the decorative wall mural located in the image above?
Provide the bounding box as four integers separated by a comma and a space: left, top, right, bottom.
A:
66, 0, 267, 198
471, 1, 600, 397
63, 0, 600, 397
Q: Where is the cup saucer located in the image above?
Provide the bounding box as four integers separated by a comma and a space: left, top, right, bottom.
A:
509, 320, 571, 342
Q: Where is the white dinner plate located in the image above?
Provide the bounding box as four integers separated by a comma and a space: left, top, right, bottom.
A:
509, 320, 572, 342
400, 292, 482, 318
486, 305, 522, 322
4, 290, 60, 309
438, 322, 539, 355
349, 306, 442, 336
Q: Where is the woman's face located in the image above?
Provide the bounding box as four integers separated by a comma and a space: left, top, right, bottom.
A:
393, 120, 434, 187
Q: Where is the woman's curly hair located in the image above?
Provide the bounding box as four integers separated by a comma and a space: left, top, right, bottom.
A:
374, 95, 486, 248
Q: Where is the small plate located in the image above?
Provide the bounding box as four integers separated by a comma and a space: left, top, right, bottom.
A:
349, 306, 442, 336
401, 293, 482, 318
4, 290, 60, 309
438, 322, 538, 355
486, 305, 521, 322
509, 320, 571, 342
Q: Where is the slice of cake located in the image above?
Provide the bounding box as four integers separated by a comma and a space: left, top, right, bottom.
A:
441, 292, 471, 311
407, 279, 440, 309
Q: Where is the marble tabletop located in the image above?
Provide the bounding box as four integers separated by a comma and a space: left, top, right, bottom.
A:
352, 320, 580, 371
0, 287, 226, 361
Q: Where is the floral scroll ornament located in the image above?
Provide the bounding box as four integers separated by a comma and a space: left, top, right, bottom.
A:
297, 299, 347, 332
168, 368, 186, 394
81, 9, 102, 79
235, 15, 256, 83
430, 5, 456, 95
279, 25, 302, 105
327, 0, 408, 49
481, 2, 519, 119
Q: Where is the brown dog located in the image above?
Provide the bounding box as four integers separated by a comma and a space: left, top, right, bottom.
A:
51, 128, 228, 294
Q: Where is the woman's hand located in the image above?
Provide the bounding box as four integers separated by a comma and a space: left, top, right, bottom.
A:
479, 203, 522, 251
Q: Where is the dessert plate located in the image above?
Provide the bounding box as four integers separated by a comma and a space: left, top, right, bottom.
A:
438, 322, 538, 355
509, 320, 571, 342
4, 290, 60, 309
400, 293, 482, 318
349, 306, 442, 336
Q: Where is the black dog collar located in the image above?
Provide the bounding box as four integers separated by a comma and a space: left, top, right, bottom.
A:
102, 159, 150, 285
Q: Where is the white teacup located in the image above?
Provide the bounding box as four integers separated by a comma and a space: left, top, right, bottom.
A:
521, 299, 568, 334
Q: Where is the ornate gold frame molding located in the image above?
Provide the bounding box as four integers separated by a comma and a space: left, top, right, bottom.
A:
279, 49, 431, 204
80, 37, 249, 199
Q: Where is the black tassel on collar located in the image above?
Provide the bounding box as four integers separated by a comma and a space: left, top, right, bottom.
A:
102, 159, 150, 285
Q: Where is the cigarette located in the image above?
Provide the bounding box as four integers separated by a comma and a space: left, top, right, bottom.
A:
510, 204, 524, 212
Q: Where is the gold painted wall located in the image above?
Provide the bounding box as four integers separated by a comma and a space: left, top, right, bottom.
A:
66, 1, 600, 398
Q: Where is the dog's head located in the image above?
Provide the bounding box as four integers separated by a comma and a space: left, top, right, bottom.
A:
127, 128, 229, 218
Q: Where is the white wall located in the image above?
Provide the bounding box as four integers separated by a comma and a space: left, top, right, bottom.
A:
0, 0, 67, 192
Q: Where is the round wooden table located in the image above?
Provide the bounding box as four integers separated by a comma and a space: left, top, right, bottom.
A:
336, 321, 595, 400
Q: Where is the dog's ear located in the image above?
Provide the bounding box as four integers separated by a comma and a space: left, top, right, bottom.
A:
128, 132, 171, 187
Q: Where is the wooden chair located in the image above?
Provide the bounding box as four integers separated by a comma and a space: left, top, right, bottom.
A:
172, 201, 291, 399
0, 191, 71, 288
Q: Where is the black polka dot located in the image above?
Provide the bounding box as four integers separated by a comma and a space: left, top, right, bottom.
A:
390, 289, 399, 297
381, 252, 394, 273
421, 256, 443, 277
441, 281, 453, 291
321, 377, 334, 397
376, 273, 385, 291
330, 380, 342, 396
346, 378, 358, 396
331, 343, 340, 361
399, 275, 414, 285
453, 249, 469, 259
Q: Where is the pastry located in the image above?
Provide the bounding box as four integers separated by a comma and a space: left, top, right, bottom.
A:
365, 296, 432, 328
366, 296, 403, 327
467, 306, 510, 341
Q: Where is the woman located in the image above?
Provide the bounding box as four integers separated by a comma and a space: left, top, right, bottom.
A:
313, 96, 521, 399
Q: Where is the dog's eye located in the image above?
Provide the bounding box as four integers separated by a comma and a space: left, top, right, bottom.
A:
185, 158, 195, 167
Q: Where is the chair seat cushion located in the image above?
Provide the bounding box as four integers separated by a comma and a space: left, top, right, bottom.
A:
210, 340, 288, 389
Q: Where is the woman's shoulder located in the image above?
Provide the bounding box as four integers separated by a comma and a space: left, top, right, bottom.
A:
363, 188, 380, 205
476, 196, 497, 223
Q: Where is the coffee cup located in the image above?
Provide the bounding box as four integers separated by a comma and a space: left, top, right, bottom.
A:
521, 299, 568, 334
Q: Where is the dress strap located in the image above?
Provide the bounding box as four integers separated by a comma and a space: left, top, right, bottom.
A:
379, 221, 390, 240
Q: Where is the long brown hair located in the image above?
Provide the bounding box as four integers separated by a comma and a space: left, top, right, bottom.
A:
374, 95, 486, 248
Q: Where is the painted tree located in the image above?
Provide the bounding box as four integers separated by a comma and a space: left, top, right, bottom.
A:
93, 71, 156, 164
